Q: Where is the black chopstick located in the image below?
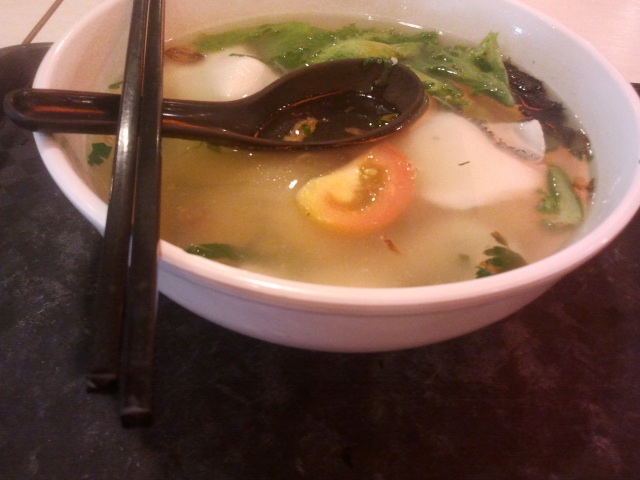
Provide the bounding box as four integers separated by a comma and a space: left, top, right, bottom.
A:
86, 0, 164, 427
86, 0, 150, 393
119, 0, 165, 427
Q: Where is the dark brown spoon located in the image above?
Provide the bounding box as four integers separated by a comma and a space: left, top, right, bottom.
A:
3, 58, 426, 150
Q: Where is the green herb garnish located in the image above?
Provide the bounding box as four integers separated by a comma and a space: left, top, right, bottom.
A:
184, 243, 246, 264
538, 165, 583, 227
87, 142, 112, 166
475, 232, 527, 278
371, 113, 399, 127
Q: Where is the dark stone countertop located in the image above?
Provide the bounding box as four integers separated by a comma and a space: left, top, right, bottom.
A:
1, 45, 639, 480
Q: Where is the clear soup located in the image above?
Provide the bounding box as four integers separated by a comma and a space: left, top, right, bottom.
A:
86, 18, 593, 287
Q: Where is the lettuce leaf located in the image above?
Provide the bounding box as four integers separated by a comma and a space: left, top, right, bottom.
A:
192, 22, 514, 107
407, 32, 514, 106
538, 165, 583, 226
407, 68, 466, 106
194, 22, 338, 69
311, 39, 419, 63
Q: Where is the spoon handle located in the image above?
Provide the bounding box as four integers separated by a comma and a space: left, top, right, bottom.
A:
4, 87, 261, 137
4, 88, 121, 134
3, 58, 427, 150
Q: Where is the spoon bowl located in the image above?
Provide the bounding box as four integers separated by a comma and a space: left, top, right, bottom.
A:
4, 58, 426, 150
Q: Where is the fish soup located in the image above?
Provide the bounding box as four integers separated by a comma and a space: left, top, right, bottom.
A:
86, 19, 593, 288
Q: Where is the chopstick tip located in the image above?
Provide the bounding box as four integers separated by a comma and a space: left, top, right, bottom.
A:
86, 373, 119, 393
121, 405, 154, 428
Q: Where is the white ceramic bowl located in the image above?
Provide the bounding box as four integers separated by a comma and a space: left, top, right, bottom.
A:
33, 0, 640, 351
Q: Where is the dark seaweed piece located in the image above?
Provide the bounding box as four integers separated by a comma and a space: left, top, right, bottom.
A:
505, 62, 564, 119
505, 62, 591, 160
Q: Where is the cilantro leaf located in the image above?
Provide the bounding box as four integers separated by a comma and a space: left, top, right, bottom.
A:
184, 243, 246, 264
475, 233, 527, 278
87, 142, 112, 166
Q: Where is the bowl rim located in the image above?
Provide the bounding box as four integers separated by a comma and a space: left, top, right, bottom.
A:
32, 0, 640, 312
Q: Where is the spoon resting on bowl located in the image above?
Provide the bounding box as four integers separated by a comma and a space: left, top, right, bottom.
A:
4, 58, 427, 150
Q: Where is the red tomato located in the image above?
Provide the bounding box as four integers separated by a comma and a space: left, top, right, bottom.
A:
296, 142, 416, 232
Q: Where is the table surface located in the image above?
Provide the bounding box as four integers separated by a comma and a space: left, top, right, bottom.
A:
1, 1, 640, 479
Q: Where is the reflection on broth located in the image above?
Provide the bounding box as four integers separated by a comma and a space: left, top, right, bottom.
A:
86, 19, 593, 287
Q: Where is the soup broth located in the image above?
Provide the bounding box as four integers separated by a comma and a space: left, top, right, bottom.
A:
86, 18, 593, 287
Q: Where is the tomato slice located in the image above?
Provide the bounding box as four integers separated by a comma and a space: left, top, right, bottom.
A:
296, 142, 416, 232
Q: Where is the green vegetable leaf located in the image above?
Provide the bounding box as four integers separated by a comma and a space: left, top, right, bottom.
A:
194, 21, 338, 70
371, 113, 399, 127
408, 32, 514, 106
87, 142, 112, 166
311, 39, 418, 64
538, 165, 583, 226
192, 22, 513, 108
408, 68, 466, 106
184, 243, 246, 264
475, 232, 527, 277
476, 246, 527, 277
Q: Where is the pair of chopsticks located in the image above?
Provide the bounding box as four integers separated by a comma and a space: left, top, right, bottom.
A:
86, 0, 165, 428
